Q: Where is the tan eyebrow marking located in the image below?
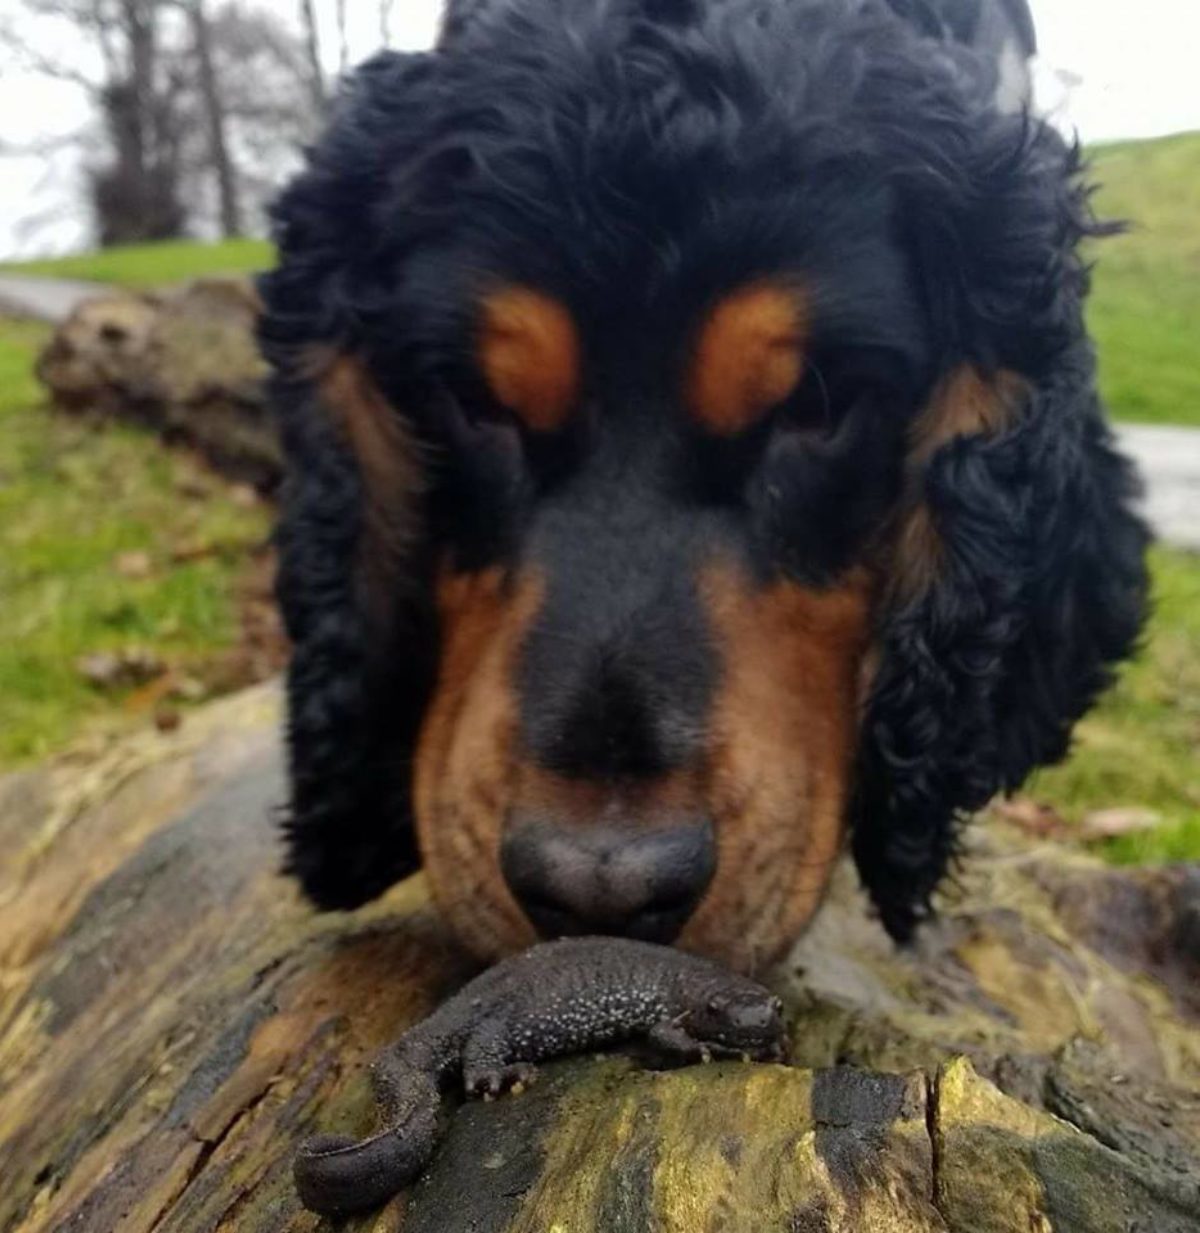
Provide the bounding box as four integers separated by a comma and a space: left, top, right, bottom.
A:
479, 287, 581, 431
687, 283, 808, 435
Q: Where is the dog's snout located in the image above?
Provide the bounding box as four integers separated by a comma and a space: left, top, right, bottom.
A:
500, 819, 716, 942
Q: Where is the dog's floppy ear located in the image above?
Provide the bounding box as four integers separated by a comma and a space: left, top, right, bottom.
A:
853, 108, 1151, 940
259, 53, 441, 909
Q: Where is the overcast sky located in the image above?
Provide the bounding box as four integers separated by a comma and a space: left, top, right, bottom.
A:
1, 0, 1198, 258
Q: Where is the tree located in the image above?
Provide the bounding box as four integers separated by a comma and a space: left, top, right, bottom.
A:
379, 0, 396, 46
88, 77, 187, 246
0, 0, 323, 248
335, 0, 348, 72
1, 0, 193, 244
204, 4, 324, 230
297, 0, 326, 113
188, 0, 241, 238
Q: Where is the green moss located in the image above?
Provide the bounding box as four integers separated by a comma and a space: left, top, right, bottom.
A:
0, 319, 270, 766
1, 238, 273, 289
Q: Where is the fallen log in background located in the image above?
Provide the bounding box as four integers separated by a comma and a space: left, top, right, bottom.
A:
1, 683, 1198, 1231
34, 280, 282, 493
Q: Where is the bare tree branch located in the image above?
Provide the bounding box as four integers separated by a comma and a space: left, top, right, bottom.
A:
91, 0, 120, 78
0, 18, 101, 91
15, 198, 83, 244
5, 0, 322, 245
335, 0, 348, 72
296, 0, 326, 111
186, 0, 241, 236
0, 131, 88, 157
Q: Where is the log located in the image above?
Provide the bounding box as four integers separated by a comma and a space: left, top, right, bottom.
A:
34, 280, 282, 492
1, 682, 1198, 1232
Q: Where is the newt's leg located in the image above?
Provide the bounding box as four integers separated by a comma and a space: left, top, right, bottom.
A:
646, 1021, 784, 1065
462, 1018, 539, 1098
645, 1021, 714, 1066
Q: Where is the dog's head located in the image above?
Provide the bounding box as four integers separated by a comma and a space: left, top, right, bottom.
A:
260, 0, 1148, 972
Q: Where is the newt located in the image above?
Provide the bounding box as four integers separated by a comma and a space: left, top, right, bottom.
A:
294, 935, 786, 1215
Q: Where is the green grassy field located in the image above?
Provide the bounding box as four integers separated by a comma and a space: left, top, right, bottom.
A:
1, 237, 273, 289
1030, 546, 1200, 865
1087, 131, 1200, 427
0, 318, 271, 764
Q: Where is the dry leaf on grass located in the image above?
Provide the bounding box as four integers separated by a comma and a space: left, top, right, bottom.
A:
76, 648, 166, 691
113, 550, 153, 579
1079, 808, 1162, 841
990, 797, 1068, 839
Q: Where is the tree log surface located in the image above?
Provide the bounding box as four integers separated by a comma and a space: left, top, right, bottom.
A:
1, 683, 1198, 1232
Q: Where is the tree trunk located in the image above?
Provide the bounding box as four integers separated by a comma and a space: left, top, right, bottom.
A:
90, 0, 188, 245
188, 0, 241, 239
1, 683, 1198, 1232
336, 0, 349, 73
297, 0, 326, 114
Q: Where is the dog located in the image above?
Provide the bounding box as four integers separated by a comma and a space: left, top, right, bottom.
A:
259, 0, 1149, 974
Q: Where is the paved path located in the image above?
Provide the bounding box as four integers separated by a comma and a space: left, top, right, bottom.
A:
1118, 425, 1200, 552
0, 273, 109, 322
1, 273, 1197, 551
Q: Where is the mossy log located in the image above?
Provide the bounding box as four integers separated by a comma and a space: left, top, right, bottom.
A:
1, 683, 1198, 1232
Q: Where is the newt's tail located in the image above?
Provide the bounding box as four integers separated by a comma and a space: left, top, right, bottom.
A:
293, 1100, 440, 1216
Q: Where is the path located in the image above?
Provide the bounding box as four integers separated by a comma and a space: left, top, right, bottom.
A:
1120, 425, 1200, 551
0, 273, 110, 322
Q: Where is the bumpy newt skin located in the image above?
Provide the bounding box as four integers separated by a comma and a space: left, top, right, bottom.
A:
294, 936, 787, 1215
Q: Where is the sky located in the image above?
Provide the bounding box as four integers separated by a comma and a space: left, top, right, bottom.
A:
0, 0, 1198, 257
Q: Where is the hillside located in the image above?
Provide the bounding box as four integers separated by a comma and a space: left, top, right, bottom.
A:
2, 237, 271, 289
1087, 130, 1200, 426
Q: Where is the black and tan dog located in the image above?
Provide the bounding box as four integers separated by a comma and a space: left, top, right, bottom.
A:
259, 0, 1149, 974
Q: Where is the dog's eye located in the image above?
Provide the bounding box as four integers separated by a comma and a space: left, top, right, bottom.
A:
441, 387, 519, 446
776, 369, 863, 437
434, 388, 527, 495
775, 353, 892, 441
775, 370, 835, 435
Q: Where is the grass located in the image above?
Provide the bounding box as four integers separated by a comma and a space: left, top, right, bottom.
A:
1, 237, 273, 289
1086, 131, 1200, 427
1029, 546, 1200, 864
0, 318, 271, 766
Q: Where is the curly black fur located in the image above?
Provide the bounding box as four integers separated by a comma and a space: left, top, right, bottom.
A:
849, 119, 1149, 940
267, 368, 436, 908
259, 0, 1149, 935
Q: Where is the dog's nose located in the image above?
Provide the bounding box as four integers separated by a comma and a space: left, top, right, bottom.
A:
500, 819, 716, 942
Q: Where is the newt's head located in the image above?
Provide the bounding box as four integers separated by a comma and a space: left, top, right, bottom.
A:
685, 985, 787, 1060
